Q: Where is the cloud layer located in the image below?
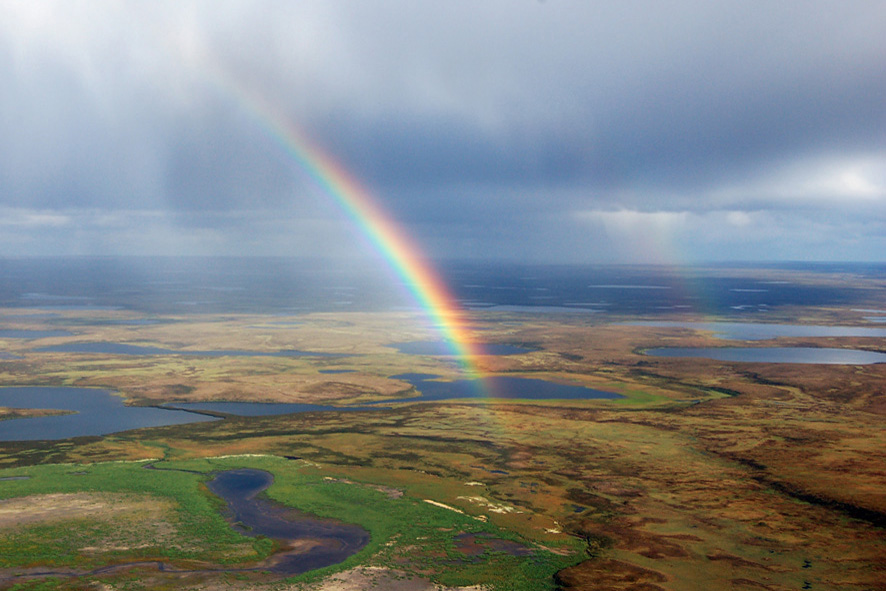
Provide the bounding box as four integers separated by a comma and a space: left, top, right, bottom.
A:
1, 0, 884, 262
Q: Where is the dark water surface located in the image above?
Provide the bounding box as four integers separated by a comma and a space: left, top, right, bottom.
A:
206, 469, 369, 575
0, 329, 73, 339
647, 347, 886, 364
1, 372, 622, 441
35, 342, 348, 358
169, 401, 373, 417
389, 373, 622, 402
0, 387, 217, 441
392, 341, 533, 356
623, 321, 886, 340
0, 258, 882, 316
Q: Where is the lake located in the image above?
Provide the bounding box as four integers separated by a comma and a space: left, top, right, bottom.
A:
388, 373, 622, 402
168, 401, 374, 416
0, 387, 217, 441
1, 372, 622, 441
0, 329, 73, 339
170, 374, 621, 416
646, 347, 886, 364
36, 342, 349, 358
1, 258, 882, 316
392, 341, 533, 356
622, 321, 886, 340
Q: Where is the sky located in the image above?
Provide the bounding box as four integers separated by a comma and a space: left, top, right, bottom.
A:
1, 1, 884, 264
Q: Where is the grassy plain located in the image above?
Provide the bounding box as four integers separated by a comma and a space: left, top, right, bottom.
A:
0, 267, 884, 590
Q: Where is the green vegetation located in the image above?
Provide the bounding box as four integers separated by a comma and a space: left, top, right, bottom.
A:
0, 461, 268, 568
2, 295, 886, 590
0, 456, 582, 590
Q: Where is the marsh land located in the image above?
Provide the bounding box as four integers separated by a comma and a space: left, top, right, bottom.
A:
0, 260, 884, 590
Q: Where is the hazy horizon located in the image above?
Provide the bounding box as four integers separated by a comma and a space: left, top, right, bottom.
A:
2, 1, 884, 263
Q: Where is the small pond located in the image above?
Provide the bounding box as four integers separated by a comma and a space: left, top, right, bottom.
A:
206, 469, 369, 575
646, 347, 886, 365
0, 387, 218, 441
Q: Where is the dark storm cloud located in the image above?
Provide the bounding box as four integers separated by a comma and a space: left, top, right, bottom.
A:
0, 1, 883, 261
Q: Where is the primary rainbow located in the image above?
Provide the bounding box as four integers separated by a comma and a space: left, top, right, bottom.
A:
220, 81, 486, 380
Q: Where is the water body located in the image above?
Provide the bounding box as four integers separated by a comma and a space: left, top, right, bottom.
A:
466, 304, 601, 315
622, 321, 886, 341
36, 342, 349, 358
392, 341, 533, 356
388, 373, 622, 402
170, 373, 621, 415
0, 387, 217, 441
0, 258, 882, 316
206, 469, 369, 575
646, 347, 886, 365
0, 329, 73, 339
1, 371, 621, 441
169, 401, 374, 417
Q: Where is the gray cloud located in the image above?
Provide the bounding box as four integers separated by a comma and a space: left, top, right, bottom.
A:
0, 1, 883, 261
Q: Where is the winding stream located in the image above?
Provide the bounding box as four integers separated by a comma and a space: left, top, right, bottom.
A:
206, 468, 369, 575
0, 469, 368, 584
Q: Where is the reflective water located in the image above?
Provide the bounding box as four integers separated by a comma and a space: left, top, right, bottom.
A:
388, 373, 622, 402
623, 321, 886, 340
0, 387, 217, 441
206, 469, 369, 575
646, 347, 886, 364
36, 342, 349, 358
169, 401, 372, 416
1, 258, 882, 316
0, 329, 73, 339
392, 341, 533, 356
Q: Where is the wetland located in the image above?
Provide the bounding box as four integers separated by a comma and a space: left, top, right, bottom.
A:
205, 468, 370, 575
646, 346, 886, 364
0, 260, 884, 591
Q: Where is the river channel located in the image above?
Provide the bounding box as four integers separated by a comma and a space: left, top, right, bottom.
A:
206, 468, 369, 575
0, 468, 369, 584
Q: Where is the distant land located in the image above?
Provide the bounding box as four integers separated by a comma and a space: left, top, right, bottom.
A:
0, 257, 883, 590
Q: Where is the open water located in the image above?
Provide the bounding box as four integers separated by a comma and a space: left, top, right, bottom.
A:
0, 257, 881, 316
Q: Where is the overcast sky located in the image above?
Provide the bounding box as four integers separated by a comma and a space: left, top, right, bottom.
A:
1, 1, 884, 263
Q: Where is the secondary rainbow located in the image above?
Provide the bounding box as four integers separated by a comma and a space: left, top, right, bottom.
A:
221, 82, 486, 380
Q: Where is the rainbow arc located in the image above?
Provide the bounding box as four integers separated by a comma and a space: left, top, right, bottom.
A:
221, 81, 487, 382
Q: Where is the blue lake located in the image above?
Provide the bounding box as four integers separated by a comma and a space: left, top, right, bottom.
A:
646, 347, 886, 364
388, 373, 622, 402
35, 342, 349, 358
1, 371, 622, 441
622, 321, 886, 341
0, 387, 217, 441
0, 329, 73, 339
392, 341, 533, 356
169, 374, 621, 416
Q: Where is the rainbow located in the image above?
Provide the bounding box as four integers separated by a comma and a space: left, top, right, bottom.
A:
217, 80, 486, 381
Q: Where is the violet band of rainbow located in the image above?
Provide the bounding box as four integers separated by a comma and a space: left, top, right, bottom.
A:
215, 79, 487, 384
